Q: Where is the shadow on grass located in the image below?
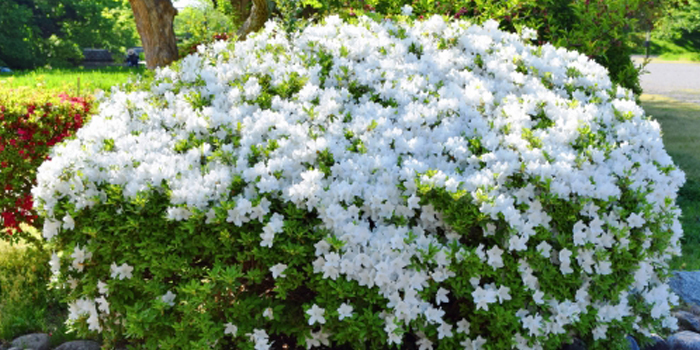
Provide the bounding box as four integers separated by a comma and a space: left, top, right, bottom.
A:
634, 31, 700, 62
641, 94, 700, 270
674, 180, 700, 270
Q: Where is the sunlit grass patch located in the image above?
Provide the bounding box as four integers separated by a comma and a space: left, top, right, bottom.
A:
0, 66, 146, 96
632, 34, 700, 63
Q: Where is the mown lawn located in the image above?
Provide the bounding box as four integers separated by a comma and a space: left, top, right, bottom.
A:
632, 31, 700, 62
0, 66, 146, 95
640, 94, 700, 270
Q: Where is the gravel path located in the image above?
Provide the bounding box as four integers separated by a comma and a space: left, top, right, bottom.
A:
633, 56, 700, 104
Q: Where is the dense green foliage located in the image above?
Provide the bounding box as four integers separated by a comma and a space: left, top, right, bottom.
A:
654, 0, 700, 41
174, 0, 237, 56
0, 0, 139, 69
58, 191, 376, 349
0, 233, 72, 344
640, 0, 700, 62
0, 2, 36, 69
174, 0, 238, 39
623, 0, 700, 61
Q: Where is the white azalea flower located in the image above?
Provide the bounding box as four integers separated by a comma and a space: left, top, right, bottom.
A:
110, 262, 134, 280
161, 291, 176, 307
269, 263, 288, 279
306, 304, 326, 325
263, 307, 273, 320
224, 322, 238, 336
337, 302, 353, 320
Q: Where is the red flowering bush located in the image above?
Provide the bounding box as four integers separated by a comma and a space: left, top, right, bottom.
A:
0, 89, 92, 243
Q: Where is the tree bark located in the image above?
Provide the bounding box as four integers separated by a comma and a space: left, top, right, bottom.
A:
129, 0, 179, 69
230, 0, 251, 22
236, 0, 268, 41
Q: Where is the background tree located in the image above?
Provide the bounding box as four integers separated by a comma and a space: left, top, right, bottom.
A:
649, 0, 700, 57
0, 0, 140, 69
131, 0, 267, 68
0, 2, 37, 69
174, 0, 236, 45
655, 0, 700, 37
236, 0, 269, 40
129, 0, 180, 69
209, 0, 252, 24
62, 0, 140, 54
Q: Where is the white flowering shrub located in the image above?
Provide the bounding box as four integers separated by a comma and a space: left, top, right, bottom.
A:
33, 15, 685, 350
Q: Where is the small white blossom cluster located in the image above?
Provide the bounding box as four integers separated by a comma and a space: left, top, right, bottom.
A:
246, 329, 273, 350
34, 15, 684, 349
67, 280, 111, 332
54, 245, 132, 332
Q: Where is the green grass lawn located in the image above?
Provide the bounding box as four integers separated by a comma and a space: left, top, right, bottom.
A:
632, 30, 700, 62
640, 94, 700, 270
0, 66, 146, 96
649, 39, 700, 62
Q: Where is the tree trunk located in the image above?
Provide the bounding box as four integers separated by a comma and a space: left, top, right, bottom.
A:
236, 0, 268, 41
129, 0, 179, 69
231, 0, 251, 23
